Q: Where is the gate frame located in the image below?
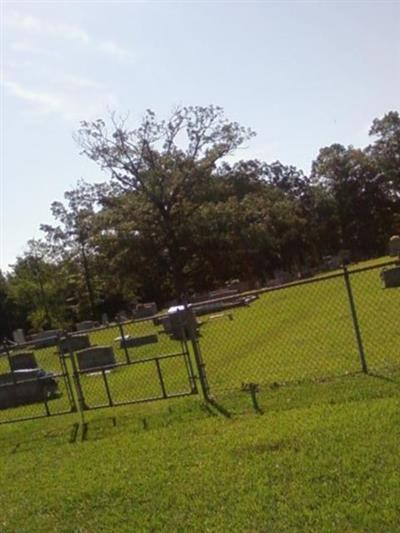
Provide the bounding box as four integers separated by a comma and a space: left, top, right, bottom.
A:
65, 312, 204, 415
0, 338, 77, 426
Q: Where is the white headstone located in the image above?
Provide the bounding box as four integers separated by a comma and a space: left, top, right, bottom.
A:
12, 329, 25, 344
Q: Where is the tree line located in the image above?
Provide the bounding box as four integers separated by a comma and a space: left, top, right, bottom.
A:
1, 107, 399, 335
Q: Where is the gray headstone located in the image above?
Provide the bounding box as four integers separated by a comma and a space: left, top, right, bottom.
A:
134, 302, 158, 318
76, 346, 116, 371
35, 329, 62, 340
160, 316, 172, 334
168, 308, 198, 340
9, 352, 38, 371
381, 266, 400, 288
101, 313, 109, 326
118, 311, 129, 321
31, 329, 62, 349
59, 335, 91, 354
0, 369, 58, 409
389, 235, 400, 257
12, 329, 25, 345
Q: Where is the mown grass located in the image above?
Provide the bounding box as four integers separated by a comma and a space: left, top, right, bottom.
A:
0, 257, 399, 530
201, 257, 399, 391
1, 257, 398, 423
0, 373, 399, 532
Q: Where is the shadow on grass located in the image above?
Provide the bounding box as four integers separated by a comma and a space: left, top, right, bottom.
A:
0, 422, 81, 455
1, 372, 398, 454
0, 399, 216, 453
368, 372, 400, 384
206, 399, 232, 418
209, 371, 400, 418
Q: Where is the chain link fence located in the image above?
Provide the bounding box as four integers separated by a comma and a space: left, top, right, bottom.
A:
0, 340, 76, 425
69, 314, 199, 411
1, 312, 202, 425
1, 259, 399, 424
194, 260, 399, 397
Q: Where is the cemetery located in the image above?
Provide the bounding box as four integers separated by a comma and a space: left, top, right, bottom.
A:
0, 368, 59, 409
1, 7, 399, 528
0, 254, 399, 531
115, 334, 159, 349
75, 346, 117, 372
380, 235, 400, 288
131, 302, 158, 318
59, 334, 91, 355
1, 251, 398, 422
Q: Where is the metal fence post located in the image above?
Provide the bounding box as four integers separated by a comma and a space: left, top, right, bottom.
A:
3, 340, 15, 381
66, 338, 87, 424
57, 335, 77, 413
184, 309, 211, 400
117, 317, 130, 364
343, 265, 368, 374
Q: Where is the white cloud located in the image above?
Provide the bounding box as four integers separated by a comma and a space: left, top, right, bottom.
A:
9, 40, 59, 57
3, 77, 118, 122
59, 74, 105, 90
6, 11, 132, 61
6, 12, 90, 44
3, 11, 125, 122
3, 80, 62, 113
98, 40, 131, 61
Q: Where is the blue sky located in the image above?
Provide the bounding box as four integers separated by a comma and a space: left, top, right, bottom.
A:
1, 1, 399, 271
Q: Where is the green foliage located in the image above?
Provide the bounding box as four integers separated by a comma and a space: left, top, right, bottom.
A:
3, 107, 400, 330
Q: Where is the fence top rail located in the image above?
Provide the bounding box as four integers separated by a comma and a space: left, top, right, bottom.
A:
0, 371, 65, 388
1, 312, 168, 350
345, 259, 398, 275
4, 259, 397, 344
188, 259, 399, 308
76, 351, 186, 375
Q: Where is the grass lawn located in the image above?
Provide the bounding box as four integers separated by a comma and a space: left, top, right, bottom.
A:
0, 373, 399, 532
0, 257, 399, 530
2, 256, 398, 420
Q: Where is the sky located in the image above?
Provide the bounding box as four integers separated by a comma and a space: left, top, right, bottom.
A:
1, 0, 399, 271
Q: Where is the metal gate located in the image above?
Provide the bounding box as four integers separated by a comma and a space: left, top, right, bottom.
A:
0, 340, 77, 425
0, 310, 209, 425
66, 310, 209, 413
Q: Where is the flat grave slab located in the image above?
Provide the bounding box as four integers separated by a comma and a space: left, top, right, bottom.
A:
115, 334, 158, 349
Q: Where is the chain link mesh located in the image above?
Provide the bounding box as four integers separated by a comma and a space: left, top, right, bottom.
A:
196, 261, 399, 396
1, 260, 398, 424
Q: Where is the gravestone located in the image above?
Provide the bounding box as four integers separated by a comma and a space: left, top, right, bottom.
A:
0, 369, 58, 409
9, 352, 38, 371
116, 334, 158, 349
59, 334, 91, 355
76, 320, 100, 332
76, 346, 116, 372
132, 302, 158, 318
31, 329, 62, 349
117, 311, 129, 322
209, 288, 238, 299
381, 235, 400, 288
152, 316, 162, 327
12, 329, 25, 345
389, 235, 400, 257
381, 267, 400, 288
167, 306, 198, 340
101, 313, 109, 326
160, 315, 173, 334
